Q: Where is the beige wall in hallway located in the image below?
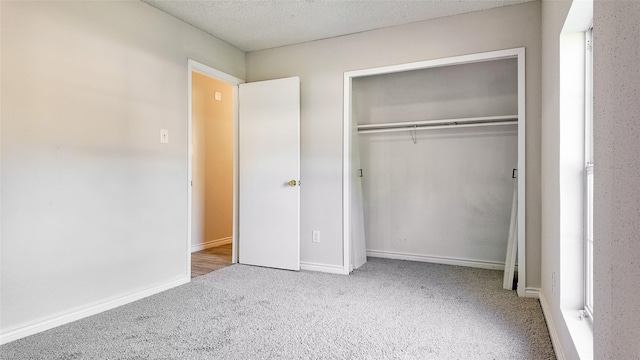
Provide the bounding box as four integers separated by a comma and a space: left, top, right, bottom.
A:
192, 73, 234, 248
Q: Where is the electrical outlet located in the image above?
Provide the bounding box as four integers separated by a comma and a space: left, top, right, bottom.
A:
312, 230, 320, 243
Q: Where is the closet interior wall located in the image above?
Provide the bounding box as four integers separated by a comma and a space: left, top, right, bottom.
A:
354, 58, 518, 268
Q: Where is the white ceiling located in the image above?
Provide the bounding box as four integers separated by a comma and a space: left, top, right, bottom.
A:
142, 0, 535, 52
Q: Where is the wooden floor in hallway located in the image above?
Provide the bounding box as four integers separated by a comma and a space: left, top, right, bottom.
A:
191, 243, 232, 278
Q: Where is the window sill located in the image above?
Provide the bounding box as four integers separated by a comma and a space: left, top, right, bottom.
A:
562, 308, 593, 360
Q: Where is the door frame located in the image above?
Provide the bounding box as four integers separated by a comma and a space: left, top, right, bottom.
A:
343, 48, 528, 297
187, 59, 244, 276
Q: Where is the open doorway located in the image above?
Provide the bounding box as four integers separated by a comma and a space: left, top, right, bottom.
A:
188, 61, 241, 278
187, 61, 301, 276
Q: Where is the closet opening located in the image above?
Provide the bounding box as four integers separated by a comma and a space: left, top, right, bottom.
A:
343, 48, 527, 296
187, 60, 242, 278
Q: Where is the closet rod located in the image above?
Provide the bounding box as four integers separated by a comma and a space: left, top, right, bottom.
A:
358, 120, 517, 134
357, 115, 518, 133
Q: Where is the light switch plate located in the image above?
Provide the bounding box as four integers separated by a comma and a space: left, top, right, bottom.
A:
160, 129, 169, 144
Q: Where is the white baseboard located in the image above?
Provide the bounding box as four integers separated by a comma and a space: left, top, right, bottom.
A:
366, 250, 507, 271
523, 287, 541, 298
300, 261, 346, 275
539, 290, 566, 360
191, 236, 232, 253
0, 276, 189, 345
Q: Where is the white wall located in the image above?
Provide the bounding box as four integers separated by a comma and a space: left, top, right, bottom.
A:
354, 60, 518, 266
246, 2, 543, 287
0, 0, 244, 339
593, 1, 640, 358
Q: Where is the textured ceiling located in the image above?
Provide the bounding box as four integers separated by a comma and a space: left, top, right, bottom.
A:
142, 0, 535, 52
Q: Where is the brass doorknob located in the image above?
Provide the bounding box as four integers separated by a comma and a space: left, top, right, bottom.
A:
288, 180, 297, 187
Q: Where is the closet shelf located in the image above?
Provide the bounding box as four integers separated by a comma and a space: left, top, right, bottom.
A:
357, 115, 517, 134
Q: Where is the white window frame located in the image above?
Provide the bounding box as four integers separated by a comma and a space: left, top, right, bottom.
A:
583, 26, 594, 320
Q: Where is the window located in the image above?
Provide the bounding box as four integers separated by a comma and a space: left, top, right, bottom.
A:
584, 27, 594, 319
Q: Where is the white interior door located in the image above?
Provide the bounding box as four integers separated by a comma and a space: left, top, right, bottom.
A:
239, 77, 300, 271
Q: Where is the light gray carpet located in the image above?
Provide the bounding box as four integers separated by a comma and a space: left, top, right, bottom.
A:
1, 258, 555, 359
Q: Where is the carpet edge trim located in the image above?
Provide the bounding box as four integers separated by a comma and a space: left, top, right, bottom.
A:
0, 276, 189, 345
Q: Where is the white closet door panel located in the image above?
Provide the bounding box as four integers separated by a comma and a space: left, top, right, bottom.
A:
351, 123, 367, 270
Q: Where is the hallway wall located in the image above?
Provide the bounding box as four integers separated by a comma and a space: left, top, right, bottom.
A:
191, 73, 234, 250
